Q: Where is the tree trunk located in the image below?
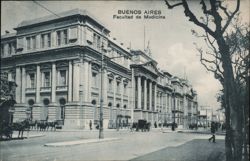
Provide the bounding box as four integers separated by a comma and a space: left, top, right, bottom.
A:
218, 38, 243, 161
243, 74, 249, 161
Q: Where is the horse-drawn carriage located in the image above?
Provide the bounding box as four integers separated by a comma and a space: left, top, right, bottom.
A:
131, 119, 151, 132
0, 119, 63, 140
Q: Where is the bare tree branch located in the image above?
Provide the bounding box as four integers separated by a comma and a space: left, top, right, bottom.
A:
165, 0, 183, 9
221, 0, 240, 34
182, 0, 216, 38
200, 0, 212, 15
217, 1, 230, 17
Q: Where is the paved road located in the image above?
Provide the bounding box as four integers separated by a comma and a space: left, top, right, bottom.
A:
0, 129, 225, 161
131, 139, 225, 161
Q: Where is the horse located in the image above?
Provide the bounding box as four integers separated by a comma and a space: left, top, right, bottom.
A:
130, 122, 137, 132
37, 121, 47, 131
12, 119, 30, 138
29, 120, 37, 130
47, 121, 58, 131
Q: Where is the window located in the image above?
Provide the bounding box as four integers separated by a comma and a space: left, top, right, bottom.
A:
108, 79, 113, 91
11, 42, 16, 54
57, 30, 68, 46
47, 33, 51, 47
29, 73, 35, 88
44, 72, 50, 87
1, 45, 3, 57
116, 82, 120, 93
57, 31, 61, 46
97, 35, 101, 49
26, 36, 36, 50
32, 36, 36, 49
27, 37, 31, 50
93, 33, 101, 49
41, 34, 45, 48
124, 84, 127, 95
59, 70, 66, 86
41, 33, 51, 48
92, 72, 98, 87
63, 30, 68, 45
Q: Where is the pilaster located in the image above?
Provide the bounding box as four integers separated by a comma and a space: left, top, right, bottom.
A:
73, 61, 80, 102
51, 62, 56, 103
144, 78, 147, 110
137, 76, 141, 109
15, 67, 21, 103
36, 65, 40, 103
68, 60, 73, 102
149, 80, 152, 111
21, 66, 26, 103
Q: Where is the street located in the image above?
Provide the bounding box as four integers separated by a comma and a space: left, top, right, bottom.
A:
0, 128, 225, 161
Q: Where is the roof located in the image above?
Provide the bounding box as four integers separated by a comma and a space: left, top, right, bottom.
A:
15, 8, 110, 32
131, 50, 157, 64
1, 33, 16, 39
161, 70, 172, 77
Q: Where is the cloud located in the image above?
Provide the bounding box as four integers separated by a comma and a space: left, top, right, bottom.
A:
154, 43, 222, 109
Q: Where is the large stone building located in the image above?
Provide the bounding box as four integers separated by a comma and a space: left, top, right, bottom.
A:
1, 9, 198, 129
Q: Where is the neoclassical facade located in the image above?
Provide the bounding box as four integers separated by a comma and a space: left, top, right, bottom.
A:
1, 9, 198, 129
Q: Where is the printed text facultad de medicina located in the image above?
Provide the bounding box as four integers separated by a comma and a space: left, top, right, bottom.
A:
113, 10, 166, 19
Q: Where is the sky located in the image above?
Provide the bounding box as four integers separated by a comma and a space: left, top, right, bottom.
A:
1, 1, 249, 111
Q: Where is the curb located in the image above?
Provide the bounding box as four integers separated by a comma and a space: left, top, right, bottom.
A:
11, 134, 45, 139
44, 138, 120, 147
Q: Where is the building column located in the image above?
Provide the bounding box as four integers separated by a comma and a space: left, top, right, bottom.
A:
88, 62, 92, 101
15, 67, 21, 103
68, 60, 73, 102
51, 62, 56, 103
131, 69, 135, 122
149, 80, 152, 111
113, 76, 117, 111
103, 68, 108, 106
121, 78, 124, 109
21, 66, 26, 103
154, 83, 157, 112
36, 65, 40, 103
73, 61, 80, 102
8, 72, 12, 81
137, 76, 141, 109
83, 60, 89, 103
143, 78, 147, 110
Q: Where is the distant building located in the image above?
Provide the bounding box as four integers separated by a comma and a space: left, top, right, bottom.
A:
1, 9, 198, 129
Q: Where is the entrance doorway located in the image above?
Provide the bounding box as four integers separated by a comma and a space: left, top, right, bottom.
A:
59, 98, 66, 125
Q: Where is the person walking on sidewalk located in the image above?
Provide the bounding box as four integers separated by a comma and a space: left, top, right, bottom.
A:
89, 120, 92, 130
208, 122, 216, 143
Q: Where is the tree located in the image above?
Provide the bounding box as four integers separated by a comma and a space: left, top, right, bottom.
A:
164, 1, 249, 161
0, 73, 17, 139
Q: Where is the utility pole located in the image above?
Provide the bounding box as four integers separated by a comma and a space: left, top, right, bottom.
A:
99, 42, 104, 139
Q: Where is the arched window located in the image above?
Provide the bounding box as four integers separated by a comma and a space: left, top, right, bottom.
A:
108, 102, 112, 107
123, 105, 127, 109
59, 98, 66, 120
116, 104, 120, 108
43, 98, 50, 120
92, 100, 96, 105
28, 99, 35, 120
43, 98, 50, 106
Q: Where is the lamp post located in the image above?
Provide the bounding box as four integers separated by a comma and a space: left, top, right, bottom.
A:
99, 43, 104, 139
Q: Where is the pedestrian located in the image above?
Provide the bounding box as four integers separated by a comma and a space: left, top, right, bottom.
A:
154, 121, 157, 128
89, 120, 92, 130
208, 122, 216, 143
